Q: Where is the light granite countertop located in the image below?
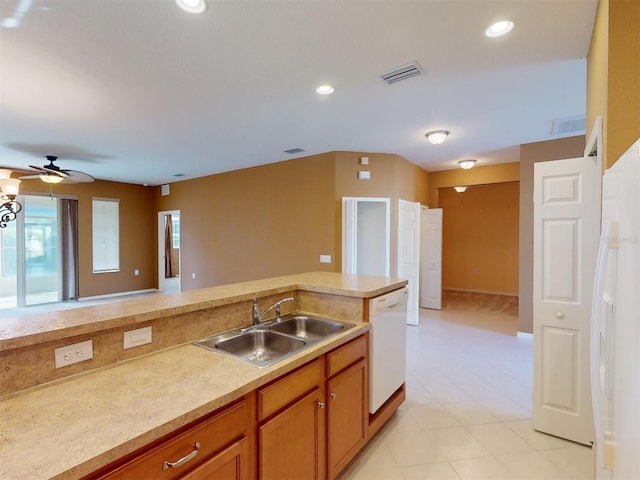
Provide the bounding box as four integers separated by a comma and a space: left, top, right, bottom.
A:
0, 324, 370, 479
0, 272, 405, 479
0, 271, 405, 351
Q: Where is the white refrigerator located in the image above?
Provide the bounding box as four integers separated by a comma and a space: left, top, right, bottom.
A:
591, 138, 640, 480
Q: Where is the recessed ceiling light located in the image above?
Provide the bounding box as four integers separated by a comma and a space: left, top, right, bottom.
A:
485, 20, 514, 38
454, 186, 468, 193
316, 85, 335, 95
176, 0, 206, 14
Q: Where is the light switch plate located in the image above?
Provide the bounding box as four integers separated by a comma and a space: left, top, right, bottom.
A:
358, 171, 371, 180
320, 255, 332, 264
124, 326, 152, 349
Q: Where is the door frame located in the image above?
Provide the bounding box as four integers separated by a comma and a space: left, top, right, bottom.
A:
341, 197, 390, 276
157, 210, 181, 293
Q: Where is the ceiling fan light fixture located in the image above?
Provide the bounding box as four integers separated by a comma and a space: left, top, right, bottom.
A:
40, 172, 64, 184
458, 159, 477, 170
485, 20, 514, 38
176, 0, 206, 14
454, 186, 468, 193
425, 130, 449, 145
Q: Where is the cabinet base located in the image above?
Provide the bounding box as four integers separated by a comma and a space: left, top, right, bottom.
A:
367, 383, 406, 440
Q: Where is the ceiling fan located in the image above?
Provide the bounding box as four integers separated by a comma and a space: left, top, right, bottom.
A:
21, 156, 95, 184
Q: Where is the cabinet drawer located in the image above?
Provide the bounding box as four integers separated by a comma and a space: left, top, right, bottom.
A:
257, 358, 323, 421
327, 335, 366, 377
96, 399, 248, 480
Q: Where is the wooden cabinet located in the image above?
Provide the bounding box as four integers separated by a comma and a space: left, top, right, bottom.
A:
91, 399, 251, 480
326, 336, 368, 479
88, 333, 369, 480
257, 359, 326, 480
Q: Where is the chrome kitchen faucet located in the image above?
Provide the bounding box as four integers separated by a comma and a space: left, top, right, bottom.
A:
252, 297, 294, 326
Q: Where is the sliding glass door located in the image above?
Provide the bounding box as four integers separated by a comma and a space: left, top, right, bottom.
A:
0, 194, 78, 309
23, 195, 61, 306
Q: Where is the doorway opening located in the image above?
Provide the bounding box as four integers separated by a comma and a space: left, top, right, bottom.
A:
158, 210, 181, 293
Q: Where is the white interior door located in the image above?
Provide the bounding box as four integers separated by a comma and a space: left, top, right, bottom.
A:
398, 200, 420, 326
420, 208, 442, 310
533, 156, 599, 445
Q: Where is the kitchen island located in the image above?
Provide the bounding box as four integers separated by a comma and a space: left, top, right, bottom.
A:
0, 272, 406, 479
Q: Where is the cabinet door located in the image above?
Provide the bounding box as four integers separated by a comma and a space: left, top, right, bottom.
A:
328, 359, 367, 479
259, 388, 326, 480
181, 438, 248, 480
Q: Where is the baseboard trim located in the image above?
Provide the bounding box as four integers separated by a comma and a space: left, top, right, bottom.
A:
79, 289, 158, 302
443, 288, 519, 297
517, 331, 533, 339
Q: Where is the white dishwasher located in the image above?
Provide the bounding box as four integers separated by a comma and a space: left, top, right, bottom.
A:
369, 286, 408, 414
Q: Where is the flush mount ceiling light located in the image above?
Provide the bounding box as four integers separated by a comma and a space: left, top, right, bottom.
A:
316, 85, 335, 95
458, 159, 477, 169
485, 20, 514, 38
454, 186, 468, 193
425, 130, 449, 145
176, 0, 206, 14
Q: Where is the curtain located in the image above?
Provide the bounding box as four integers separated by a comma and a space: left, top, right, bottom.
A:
164, 214, 174, 278
60, 199, 79, 301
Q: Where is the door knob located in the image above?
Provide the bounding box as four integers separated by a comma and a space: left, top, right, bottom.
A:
555, 312, 565, 319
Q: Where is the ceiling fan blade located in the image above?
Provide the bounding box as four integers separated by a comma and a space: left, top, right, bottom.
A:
62, 170, 95, 183
19, 174, 43, 180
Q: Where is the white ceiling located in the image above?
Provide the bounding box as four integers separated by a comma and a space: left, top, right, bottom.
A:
0, 0, 597, 186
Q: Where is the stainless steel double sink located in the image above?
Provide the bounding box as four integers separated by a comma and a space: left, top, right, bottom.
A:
194, 314, 355, 368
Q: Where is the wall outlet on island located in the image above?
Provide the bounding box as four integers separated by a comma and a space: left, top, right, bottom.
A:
54, 340, 94, 368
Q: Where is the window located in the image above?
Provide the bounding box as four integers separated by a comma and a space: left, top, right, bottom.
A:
92, 198, 119, 273
172, 215, 180, 249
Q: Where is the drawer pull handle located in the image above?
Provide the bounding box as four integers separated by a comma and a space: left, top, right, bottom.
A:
318, 401, 325, 409
162, 441, 200, 470
330, 392, 337, 400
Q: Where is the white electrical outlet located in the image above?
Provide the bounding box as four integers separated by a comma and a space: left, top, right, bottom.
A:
123, 326, 152, 349
134, 269, 139, 276
320, 255, 332, 264
192, 272, 196, 279
54, 340, 94, 368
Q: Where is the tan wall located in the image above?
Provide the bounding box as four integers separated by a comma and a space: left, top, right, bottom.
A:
518, 135, 586, 333
428, 162, 520, 208
440, 181, 519, 295
156, 153, 336, 289
607, 0, 640, 165
588, 0, 640, 168
333, 152, 429, 274
19, 178, 156, 298
586, 0, 609, 163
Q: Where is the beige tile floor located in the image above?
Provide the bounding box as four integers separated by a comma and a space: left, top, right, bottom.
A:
339, 305, 593, 480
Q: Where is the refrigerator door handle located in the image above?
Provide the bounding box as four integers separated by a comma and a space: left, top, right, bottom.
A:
590, 220, 616, 469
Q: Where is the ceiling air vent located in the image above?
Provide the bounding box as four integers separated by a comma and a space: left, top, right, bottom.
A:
283, 148, 306, 155
380, 61, 424, 85
551, 114, 586, 135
